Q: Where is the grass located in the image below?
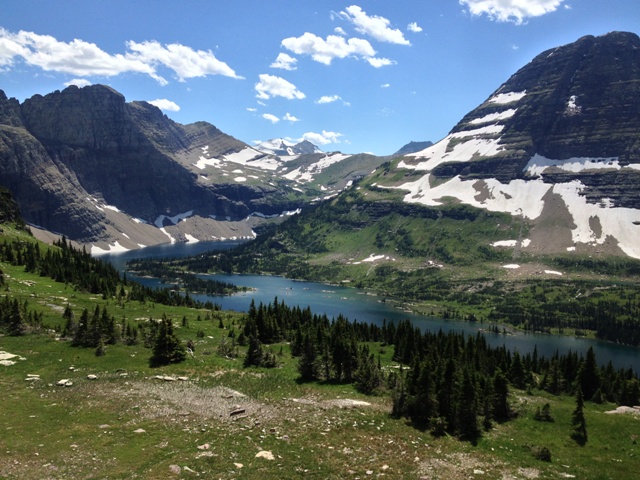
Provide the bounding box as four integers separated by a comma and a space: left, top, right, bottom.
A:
2, 238, 640, 479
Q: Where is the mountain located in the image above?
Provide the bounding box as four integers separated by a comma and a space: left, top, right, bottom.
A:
381, 31, 640, 259
394, 141, 433, 156
191, 31, 640, 289
0, 85, 386, 252
255, 138, 322, 156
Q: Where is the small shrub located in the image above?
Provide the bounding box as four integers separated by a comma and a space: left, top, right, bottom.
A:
533, 446, 552, 462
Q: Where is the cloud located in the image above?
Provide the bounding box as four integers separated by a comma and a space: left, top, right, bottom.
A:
246, 107, 257, 112
281, 31, 392, 68
64, 78, 92, 88
367, 57, 395, 68
339, 5, 410, 45
407, 22, 423, 33
0, 28, 241, 85
459, 0, 566, 24
381, 83, 390, 88
283, 112, 300, 122
334, 27, 347, 36
270, 52, 297, 70
126, 40, 242, 81
302, 130, 343, 145
282, 32, 375, 65
262, 113, 280, 123
316, 95, 340, 104
148, 98, 180, 112
316, 95, 351, 106
255, 73, 305, 100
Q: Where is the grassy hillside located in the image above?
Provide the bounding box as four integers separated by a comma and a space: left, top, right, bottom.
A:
146, 183, 640, 345
2, 220, 640, 478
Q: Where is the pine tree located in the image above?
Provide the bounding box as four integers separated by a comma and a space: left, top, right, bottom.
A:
576, 347, 601, 401
297, 331, 319, 381
243, 335, 264, 367
492, 368, 511, 422
571, 387, 588, 445
457, 369, 481, 443
150, 316, 186, 367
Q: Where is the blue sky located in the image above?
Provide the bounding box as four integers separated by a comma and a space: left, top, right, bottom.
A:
2, 1, 639, 155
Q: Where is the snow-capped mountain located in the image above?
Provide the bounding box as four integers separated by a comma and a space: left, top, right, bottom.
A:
377, 31, 640, 259
0, 85, 387, 252
255, 138, 323, 156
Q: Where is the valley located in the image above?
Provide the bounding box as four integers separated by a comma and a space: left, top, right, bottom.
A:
2, 28, 640, 480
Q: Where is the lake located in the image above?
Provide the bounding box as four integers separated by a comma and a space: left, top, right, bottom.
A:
98, 241, 640, 372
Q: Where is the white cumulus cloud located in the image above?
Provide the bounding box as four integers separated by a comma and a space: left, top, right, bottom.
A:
126, 40, 242, 81
316, 95, 341, 104
262, 113, 280, 123
148, 98, 180, 112
0, 28, 242, 84
367, 57, 395, 68
64, 78, 92, 88
339, 5, 410, 45
407, 22, 423, 33
302, 130, 343, 145
255, 73, 305, 100
283, 112, 300, 122
270, 52, 297, 70
459, 0, 566, 24
282, 32, 392, 66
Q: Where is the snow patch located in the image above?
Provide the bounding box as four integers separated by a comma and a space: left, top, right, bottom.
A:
404, 126, 505, 171
488, 91, 526, 104
234, 176, 247, 182
185, 234, 199, 244
396, 175, 550, 220
491, 240, 517, 247
544, 270, 563, 276
154, 211, 193, 228
502, 264, 520, 269
91, 241, 130, 255
160, 228, 175, 244
470, 109, 517, 124
525, 154, 620, 176
565, 95, 581, 114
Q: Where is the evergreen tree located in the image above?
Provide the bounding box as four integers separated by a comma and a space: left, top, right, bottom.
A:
354, 345, 383, 395
244, 335, 264, 367
576, 347, 601, 401
457, 369, 481, 442
492, 368, 511, 422
150, 316, 186, 367
571, 387, 588, 445
297, 331, 319, 381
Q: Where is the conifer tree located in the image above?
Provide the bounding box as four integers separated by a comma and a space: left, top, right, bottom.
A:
571, 387, 588, 445
457, 369, 481, 442
492, 368, 511, 421
150, 316, 186, 367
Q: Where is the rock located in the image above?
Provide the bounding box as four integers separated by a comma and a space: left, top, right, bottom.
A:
255, 450, 275, 460
234, 463, 243, 469
87, 374, 98, 380
168, 464, 181, 475
56, 379, 73, 387
133, 428, 146, 434
197, 444, 210, 450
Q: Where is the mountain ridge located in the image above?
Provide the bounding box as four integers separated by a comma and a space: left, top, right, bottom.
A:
0, 85, 388, 251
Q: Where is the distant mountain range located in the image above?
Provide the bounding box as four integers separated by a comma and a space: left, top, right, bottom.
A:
3, 31, 640, 262
0, 86, 390, 252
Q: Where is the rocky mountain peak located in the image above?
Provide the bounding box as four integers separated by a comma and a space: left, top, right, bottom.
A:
384, 31, 640, 259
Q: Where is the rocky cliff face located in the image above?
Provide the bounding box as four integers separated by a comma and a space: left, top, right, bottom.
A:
381, 32, 640, 259
0, 84, 387, 251
0, 85, 304, 249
